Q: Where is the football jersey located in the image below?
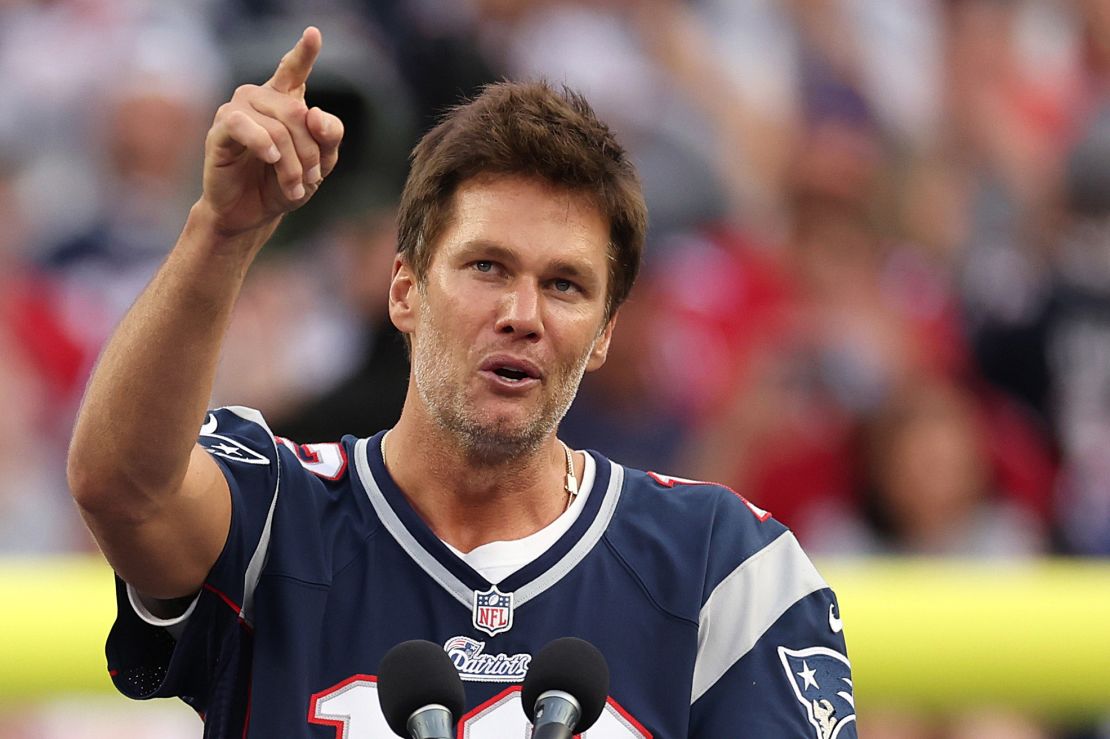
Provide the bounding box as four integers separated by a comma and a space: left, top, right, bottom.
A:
106, 406, 857, 738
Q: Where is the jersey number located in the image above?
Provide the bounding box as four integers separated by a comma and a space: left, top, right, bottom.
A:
309, 677, 651, 738
276, 438, 348, 480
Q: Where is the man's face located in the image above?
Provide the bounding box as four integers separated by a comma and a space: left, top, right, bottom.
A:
390, 175, 616, 462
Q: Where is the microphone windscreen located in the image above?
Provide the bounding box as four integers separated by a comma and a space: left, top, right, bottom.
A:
521, 637, 610, 731
377, 640, 466, 737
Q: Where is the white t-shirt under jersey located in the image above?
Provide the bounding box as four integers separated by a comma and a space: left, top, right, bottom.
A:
444, 450, 596, 584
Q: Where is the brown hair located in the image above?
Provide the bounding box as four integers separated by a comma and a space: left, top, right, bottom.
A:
397, 80, 647, 321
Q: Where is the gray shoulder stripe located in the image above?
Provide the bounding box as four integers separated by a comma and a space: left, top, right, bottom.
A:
353, 438, 474, 609
227, 406, 279, 626
690, 531, 827, 704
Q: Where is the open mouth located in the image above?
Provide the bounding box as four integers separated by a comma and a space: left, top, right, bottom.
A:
481, 356, 542, 386
494, 367, 531, 382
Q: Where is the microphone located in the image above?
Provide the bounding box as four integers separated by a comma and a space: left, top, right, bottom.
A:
521, 637, 610, 739
377, 640, 466, 739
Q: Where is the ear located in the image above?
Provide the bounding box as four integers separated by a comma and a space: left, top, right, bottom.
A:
585, 310, 619, 372
388, 255, 419, 335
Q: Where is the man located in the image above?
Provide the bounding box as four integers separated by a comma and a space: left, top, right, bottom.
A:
68, 27, 856, 738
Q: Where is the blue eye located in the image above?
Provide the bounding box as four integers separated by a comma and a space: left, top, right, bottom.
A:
468, 257, 499, 271
554, 279, 573, 292
472, 260, 504, 275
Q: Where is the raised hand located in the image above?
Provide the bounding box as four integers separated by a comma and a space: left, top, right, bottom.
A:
200, 26, 344, 238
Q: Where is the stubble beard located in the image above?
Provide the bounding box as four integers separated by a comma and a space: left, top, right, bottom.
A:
411, 308, 593, 465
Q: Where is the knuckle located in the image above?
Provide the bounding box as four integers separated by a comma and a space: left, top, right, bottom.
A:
214, 102, 239, 124
267, 123, 292, 147
224, 109, 248, 126
225, 112, 258, 139
277, 96, 308, 121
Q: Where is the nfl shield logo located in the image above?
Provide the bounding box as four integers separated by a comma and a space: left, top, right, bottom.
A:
472, 586, 514, 636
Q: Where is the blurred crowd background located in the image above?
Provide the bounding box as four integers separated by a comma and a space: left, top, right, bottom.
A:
2, 0, 1110, 736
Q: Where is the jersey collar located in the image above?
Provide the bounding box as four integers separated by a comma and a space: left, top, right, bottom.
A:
352, 432, 623, 610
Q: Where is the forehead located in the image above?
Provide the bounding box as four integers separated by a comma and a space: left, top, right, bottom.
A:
433, 175, 611, 267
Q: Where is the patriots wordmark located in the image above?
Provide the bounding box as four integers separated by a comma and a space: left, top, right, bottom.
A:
443, 636, 530, 682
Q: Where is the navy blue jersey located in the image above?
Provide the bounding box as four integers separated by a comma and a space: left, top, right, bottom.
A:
107, 406, 856, 738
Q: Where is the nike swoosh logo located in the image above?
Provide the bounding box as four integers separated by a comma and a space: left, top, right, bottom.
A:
829, 603, 844, 633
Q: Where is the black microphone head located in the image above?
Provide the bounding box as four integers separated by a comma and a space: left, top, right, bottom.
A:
377, 640, 466, 737
521, 637, 610, 732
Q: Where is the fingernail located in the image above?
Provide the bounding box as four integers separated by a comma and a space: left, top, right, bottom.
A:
305, 165, 321, 183
265, 145, 281, 163
291, 183, 306, 200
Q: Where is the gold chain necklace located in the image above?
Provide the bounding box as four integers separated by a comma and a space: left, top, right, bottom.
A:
381, 431, 579, 511
561, 441, 579, 512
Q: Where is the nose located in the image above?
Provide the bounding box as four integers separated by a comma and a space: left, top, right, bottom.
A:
494, 280, 543, 339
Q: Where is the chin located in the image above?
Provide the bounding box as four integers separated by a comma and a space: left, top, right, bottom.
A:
454, 413, 550, 462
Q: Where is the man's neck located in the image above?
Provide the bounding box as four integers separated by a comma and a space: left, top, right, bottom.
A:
383, 413, 577, 553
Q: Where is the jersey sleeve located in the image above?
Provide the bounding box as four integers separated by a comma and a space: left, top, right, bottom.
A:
105, 406, 291, 725
689, 514, 857, 737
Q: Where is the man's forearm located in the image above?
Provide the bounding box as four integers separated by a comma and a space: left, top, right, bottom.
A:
67, 203, 277, 517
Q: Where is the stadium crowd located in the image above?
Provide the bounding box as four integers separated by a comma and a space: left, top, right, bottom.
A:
2, 0, 1109, 736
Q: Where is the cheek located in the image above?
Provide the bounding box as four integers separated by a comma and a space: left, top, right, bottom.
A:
419, 288, 487, 351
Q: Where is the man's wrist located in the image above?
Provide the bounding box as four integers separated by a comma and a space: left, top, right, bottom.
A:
184, 200, 282, 262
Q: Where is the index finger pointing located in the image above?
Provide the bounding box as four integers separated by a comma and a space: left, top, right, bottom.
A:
266, 26, 322, 96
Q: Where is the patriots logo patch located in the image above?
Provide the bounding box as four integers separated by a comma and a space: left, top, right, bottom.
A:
199, 414, 269, 466
778, 646, 856, 739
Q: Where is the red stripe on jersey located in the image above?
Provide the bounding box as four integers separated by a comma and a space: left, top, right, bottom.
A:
203, 583, 242, 615
242, 677, 252, 739
607, 695, 654, 738
647, 471, 772, 522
